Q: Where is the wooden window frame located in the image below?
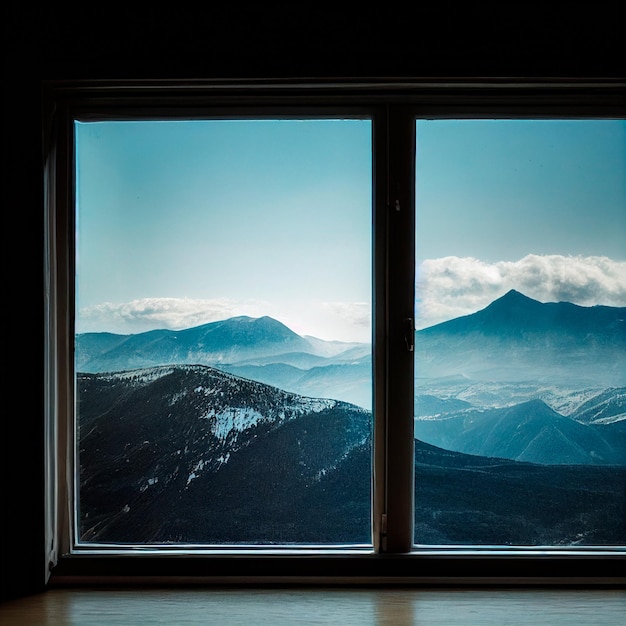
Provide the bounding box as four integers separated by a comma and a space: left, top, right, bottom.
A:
44, 78, 626, 585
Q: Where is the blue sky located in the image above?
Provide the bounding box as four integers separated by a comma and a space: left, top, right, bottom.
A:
414, 119, 626, 327
75, 119, 372, 341
75, 118, 625, 340
416, 120, 625, 263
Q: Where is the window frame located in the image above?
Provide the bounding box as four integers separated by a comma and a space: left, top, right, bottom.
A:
44, 78, 626, 585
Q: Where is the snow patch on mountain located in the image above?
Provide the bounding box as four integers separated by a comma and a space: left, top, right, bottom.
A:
208, 408, 265, 441
100, 366, 176, 385
186, 458, 207, 485
203, 397, 339, 442
168, 392, 186, 406
140, 477, 159, 492
593, 413, 626, 425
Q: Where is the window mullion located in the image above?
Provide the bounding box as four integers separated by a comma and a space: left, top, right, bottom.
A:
381, 105, 416, 553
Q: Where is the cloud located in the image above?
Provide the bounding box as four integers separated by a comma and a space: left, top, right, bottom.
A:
416, 254, 626, 329
78, 255, 625, 337
78, 297, 271, 334
278, 301, 371, 342
77, 296, 373, 342
321, 301, 371, 329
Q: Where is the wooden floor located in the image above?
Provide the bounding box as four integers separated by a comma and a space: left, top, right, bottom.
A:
0, 587, 624, 625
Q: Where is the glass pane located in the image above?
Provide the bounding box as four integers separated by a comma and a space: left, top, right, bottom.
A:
75, 119, 372, 545
414, 119, 626, 546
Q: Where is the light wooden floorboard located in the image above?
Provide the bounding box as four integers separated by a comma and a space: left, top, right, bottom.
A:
0, 587, 625, 625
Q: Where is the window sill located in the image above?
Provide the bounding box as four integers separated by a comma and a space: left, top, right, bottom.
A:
50, 550, 626, 587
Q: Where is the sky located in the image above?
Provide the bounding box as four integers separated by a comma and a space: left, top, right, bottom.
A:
75, 118, 626, 341
414, 119, 626, 328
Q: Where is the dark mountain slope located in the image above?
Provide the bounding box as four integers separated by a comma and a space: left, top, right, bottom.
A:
414, 440, 626, 545
78, 365, 371, 544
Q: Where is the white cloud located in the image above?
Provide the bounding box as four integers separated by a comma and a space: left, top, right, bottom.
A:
275, 301, 371, 343
416, 254, 626, 329
78, 255, 626, 338
322, 301, 371, 329
77, 296, 373, 342
77, 297, 271, 334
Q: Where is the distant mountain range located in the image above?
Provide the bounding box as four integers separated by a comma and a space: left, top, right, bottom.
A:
76, 290, 626, 545
410, 289, 625, 466
76, 315, 367, 371
76, 290, 626, 411
413, 397, 625, 465
76, 315, 372, 409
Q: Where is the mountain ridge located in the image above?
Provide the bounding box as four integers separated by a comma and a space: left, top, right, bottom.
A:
76, 315, 367, 373
414, 290, 626, 386
78, 363, 372, 543
77, 291, 626, 408
420, 289, 626, 338
414, 398, 624, 465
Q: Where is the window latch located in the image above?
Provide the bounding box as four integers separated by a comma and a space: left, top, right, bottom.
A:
404, 317, 415, 352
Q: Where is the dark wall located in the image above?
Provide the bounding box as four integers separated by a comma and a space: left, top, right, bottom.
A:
6, 4, 626, 81
2, 3, 623, 601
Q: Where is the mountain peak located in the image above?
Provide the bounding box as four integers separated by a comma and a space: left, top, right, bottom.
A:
481, 289, 543, 317
503, 288, 524, 298
496, 289, 539, 305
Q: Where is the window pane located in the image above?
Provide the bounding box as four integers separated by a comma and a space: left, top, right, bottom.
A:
414, 119, 626, 546
74, 119, 372, 545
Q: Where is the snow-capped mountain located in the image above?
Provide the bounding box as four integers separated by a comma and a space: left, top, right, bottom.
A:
570, 387, 626, 425
78, 364, 371, 544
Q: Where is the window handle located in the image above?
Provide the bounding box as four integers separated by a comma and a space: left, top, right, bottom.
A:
404, 317, 415, 352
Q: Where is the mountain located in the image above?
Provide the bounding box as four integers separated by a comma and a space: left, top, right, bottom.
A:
76, 292, 625, 410
413, 440, 626, 546
570, 387, 626, 424
413, 398, 624, 465
74, 292, 626, 546
76, 292, 625, 470
77, 364, 625, 546
78, 364, 371, 544
423, 289, 625, 340
415, 290, 626, 386
220, 357, 373, 411
411, 291, 625, 466
76, 316, 314, 372
76, 316, 372, 408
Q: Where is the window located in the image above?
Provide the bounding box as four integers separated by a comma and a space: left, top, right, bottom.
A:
45, 80, 625, 581
413, 119, 626, 547
74, 117, 373, 546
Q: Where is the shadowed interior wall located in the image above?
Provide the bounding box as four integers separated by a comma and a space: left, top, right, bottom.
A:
2, 3, 624, 601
